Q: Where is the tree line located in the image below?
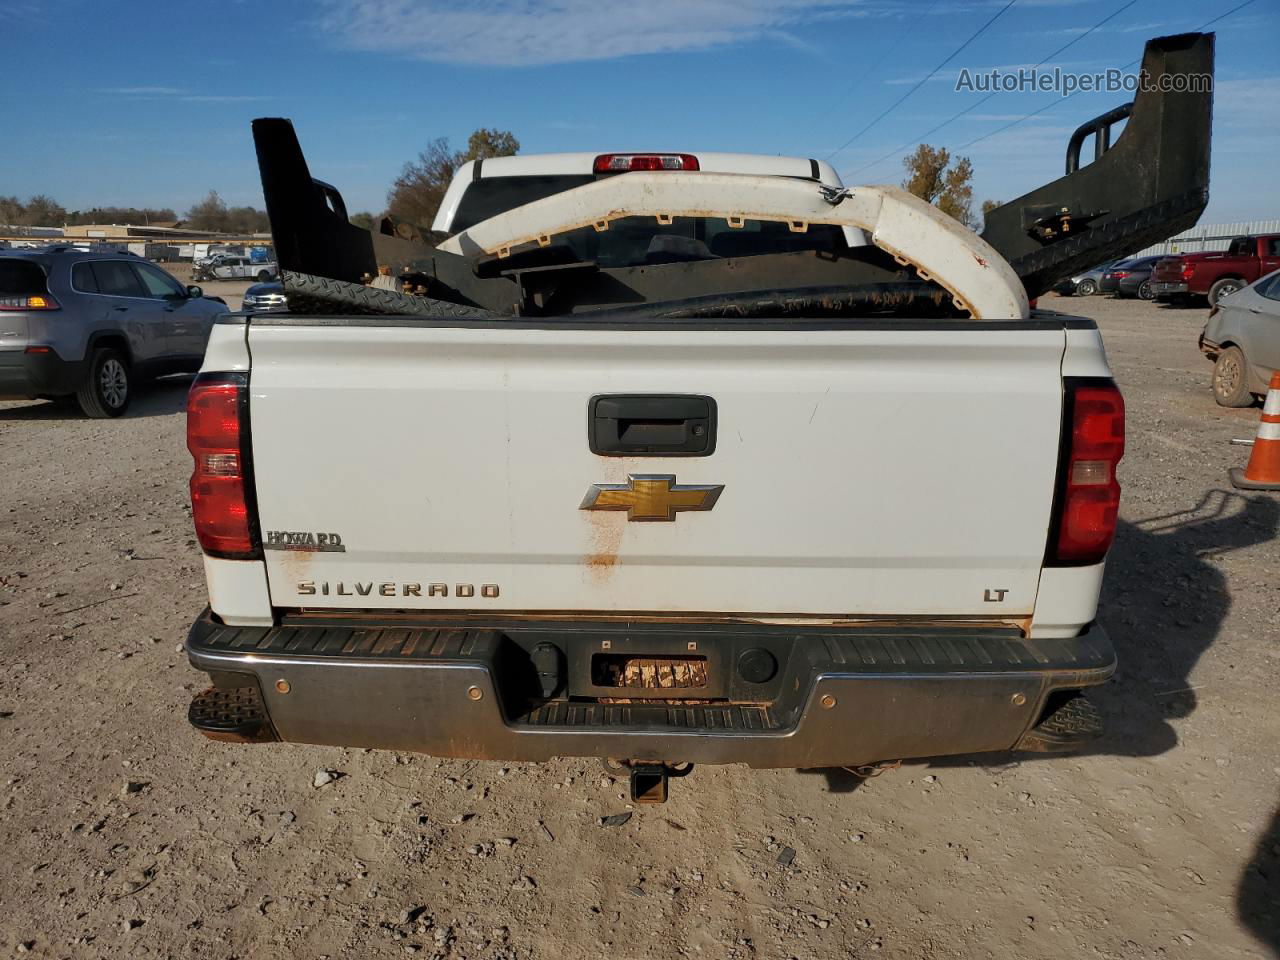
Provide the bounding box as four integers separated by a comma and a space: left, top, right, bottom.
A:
371, 127, 521, 230
0, 195, 177, 230
0, 190, 269, 234
182, 191, 270, 234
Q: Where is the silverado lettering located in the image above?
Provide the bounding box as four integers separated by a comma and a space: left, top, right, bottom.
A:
297, 581, 500, 598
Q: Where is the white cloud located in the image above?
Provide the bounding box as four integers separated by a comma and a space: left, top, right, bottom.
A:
316, 0, 889, 66
884, 58, 1110, 86
176, 95, 271, 103
96, 87, 270, 103
1213, 76, 1280, 129
1028, 19, 1172, 38
99, 86, 188, 96
0, 1, 42, 22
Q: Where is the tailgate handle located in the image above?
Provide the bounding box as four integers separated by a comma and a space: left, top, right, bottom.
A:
589, 395, 716, 456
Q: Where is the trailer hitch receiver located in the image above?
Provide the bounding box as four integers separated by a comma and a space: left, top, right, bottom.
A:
605, 760, 694, 804
630, 764, 670, 804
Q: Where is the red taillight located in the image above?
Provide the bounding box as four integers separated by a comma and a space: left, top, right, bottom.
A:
1113, 271, 1130, 279
593, 153, 699, 174
187, 374, 259, 559
0, 294, 59, 310
1181, 263, 1195, 281
1049, 379, 1125, 565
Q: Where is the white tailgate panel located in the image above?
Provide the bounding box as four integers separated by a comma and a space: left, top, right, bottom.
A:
247, 324, 1064, 616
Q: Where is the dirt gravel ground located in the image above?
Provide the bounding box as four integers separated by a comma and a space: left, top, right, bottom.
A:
1, 295, 1277, 960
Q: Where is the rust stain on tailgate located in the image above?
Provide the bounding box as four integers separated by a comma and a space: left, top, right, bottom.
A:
582, 459, 626, 579
276, 547, 313, 587
584, 510, 623, 579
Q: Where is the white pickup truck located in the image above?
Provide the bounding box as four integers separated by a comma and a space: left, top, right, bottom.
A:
184, 33, 1212, 802
192, 255, 277, 283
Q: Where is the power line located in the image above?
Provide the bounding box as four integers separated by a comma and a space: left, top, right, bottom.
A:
843, 0, 1140, 180
825, 0, 1019, 162
1199, 0, 1255, 29
815, 0, 944, 131
950, 0, 1257, 153
955, 92, 1072, 150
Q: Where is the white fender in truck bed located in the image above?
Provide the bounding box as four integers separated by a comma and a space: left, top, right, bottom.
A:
438, 176, 1029, 322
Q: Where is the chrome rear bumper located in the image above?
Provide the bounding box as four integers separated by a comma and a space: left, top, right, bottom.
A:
185, 609, 1115, 768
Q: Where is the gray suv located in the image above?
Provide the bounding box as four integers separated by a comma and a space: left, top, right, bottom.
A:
0, 248, 227, 417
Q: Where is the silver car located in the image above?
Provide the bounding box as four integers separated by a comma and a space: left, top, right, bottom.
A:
1201, 268, 1280, 406
1052, 259, 1125, 297
241, 281, 287, 314
0, 247, 227, 417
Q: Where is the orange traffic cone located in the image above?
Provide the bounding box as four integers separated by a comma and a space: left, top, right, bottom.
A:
1230, 371, 1280, 490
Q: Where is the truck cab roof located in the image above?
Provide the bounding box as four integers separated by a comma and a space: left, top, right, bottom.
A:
1171, 235, 1280, 262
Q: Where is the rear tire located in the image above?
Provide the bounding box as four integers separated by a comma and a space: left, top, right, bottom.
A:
1076, 279, 1097, 297
1212, 345, 1253, 408
1138, 280, 1154, 301
1208, 277, 1244, 307
256, 269, 271, 282
76, 348, 131, 418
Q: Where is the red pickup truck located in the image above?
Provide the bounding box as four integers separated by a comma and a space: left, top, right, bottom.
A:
1152, 234, 1280, 306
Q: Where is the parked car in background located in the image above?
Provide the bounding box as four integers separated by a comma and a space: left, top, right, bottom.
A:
194, 245, 251, 266
0, 247, 227, 417
241, 281, 287, 314
1200, 269, 1280, 406
193, 256, 277, 283
1053, 259, 1124, 297
1153, 234, 1280, 306
1099, 256, 1164, 299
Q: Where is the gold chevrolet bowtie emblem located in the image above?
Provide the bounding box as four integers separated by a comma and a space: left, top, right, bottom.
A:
580, 474, 724, 522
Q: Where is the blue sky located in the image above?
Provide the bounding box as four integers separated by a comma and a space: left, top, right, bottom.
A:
1, 0, 1275, 224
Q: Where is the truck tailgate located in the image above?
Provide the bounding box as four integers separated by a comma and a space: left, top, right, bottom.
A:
245, 320, 1066, 618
